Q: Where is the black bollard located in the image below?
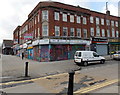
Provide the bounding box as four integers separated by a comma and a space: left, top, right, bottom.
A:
25, 62, 29, 77
67, 71, 75, 95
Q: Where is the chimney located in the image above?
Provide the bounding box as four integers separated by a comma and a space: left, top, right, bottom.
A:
106, 10, 110, 16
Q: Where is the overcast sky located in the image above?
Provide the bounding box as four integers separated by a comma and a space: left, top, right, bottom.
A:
0, 0, 119, 44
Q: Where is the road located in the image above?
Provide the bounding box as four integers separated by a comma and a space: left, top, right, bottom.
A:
0, 54, 119, 94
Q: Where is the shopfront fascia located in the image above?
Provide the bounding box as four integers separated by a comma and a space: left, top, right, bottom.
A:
108, 39, 120, 54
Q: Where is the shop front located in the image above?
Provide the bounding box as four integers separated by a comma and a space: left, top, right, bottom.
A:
91, 37, 108, 55
27, 44, 33, 59
108, 39, 120, 54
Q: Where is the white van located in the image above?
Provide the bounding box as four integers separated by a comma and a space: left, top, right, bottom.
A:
74, 51, 105, 66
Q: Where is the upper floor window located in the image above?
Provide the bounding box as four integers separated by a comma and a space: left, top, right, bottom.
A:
83, 17, 87, 24
111, 21, 114, 26
42, 25, 48, 36
55, 26, 60, 36
63, 27, 68, 36
70, 15, 74, 22
77, 28, 81, 37
42, 10, 48, 20
102, 29, 105, 37
63, 13, 67, 22
107, 29, 110, 37
116, 31, 119, 37
83, 29, 87, 38
96, 26, 100, 36
54, 12, 59, 21
38, 14, 40, 22
77, 16, 81, 23
90, 27, 94, 36
90, 16, 94, 23
101, 18, 104, 25
106, 20, 110, 26
112, 28, 115, 37
96, 17, 99, 25
115, 21, 118, 27
70, 28, 75, 37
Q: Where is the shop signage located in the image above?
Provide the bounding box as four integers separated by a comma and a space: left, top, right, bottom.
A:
32, 40, 39, 46
39, 39, 49, 45
92, 38, 108, 44
23, 43, 27, 48
50, 39, 69, 44
70, 40, 91, 45
24, 33, 33, 40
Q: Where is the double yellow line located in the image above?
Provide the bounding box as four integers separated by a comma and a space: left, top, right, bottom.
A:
74, 79, 118, 93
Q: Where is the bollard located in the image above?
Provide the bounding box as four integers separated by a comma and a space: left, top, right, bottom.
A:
25, 62, 29, 77
67, 71, 75, 95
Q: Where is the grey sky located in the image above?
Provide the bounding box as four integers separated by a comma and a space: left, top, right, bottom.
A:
0, 0, 119, 44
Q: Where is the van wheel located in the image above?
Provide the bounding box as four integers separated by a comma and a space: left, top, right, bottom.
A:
100, 60, 105, 64
83, 62, 88, 66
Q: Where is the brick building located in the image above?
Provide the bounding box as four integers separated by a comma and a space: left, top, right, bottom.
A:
13, 1, 120, 61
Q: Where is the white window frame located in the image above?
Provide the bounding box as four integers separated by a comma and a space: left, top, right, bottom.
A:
77, 16, 81, 23
77, 28, 81, 38
42, 10, 48, 20
96, 26, 100, 36
63, 27, 68, 36
112, 28, 115, 37
54, 12, 59, 21
42, 25, 48, 36
70, 28, 75, 37
115, 21, 118, 27
107, 29, 110, 37
102, 29, 105, 37
38, 27, 40, 38
55, 26, 60, 36
83, 29, 87, 38
90, 27, 94, 36
106, 20, 110, 26
96, 17, 99, 25
63, 13, 67, 22
111, 20, 114, 26
70, 15, 74, 22
101, 18, 104, 25
83, 17, 87, 24
116, 30, 119, 37
90, 16, 94, 23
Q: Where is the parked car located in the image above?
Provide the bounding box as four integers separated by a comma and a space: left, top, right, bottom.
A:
113, 51, 120, 60
74, 51, 105, 66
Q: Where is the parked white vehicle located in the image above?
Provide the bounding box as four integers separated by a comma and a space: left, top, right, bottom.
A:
74, 51, 105, 66
113, 51, 120, 60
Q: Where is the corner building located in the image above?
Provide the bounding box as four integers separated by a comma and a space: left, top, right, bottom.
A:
13, 1, 120, 62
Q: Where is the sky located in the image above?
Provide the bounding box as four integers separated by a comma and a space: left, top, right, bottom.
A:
0, 0, 119, 44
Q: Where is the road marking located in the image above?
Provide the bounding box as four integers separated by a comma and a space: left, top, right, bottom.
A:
74, 79, 118, 93
0, 72, 68, 86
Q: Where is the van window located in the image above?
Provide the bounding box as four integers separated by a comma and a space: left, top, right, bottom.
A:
78, 52, 81, 57
93, 52, 99, 57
